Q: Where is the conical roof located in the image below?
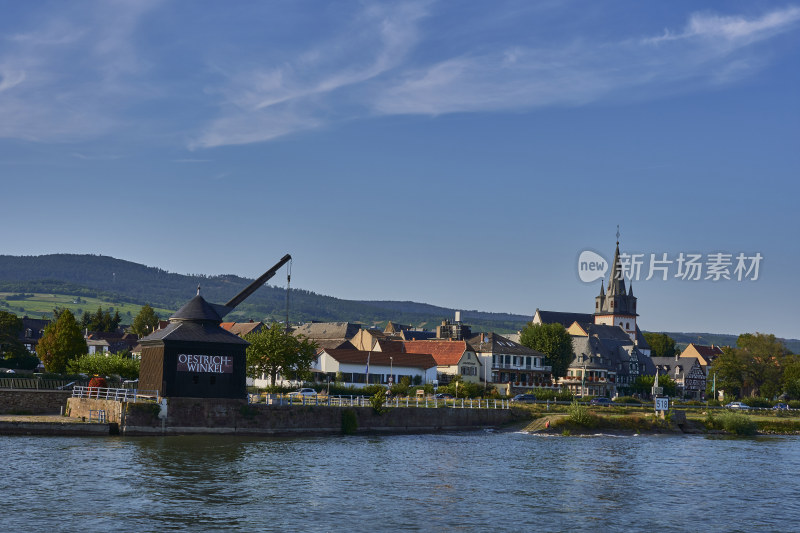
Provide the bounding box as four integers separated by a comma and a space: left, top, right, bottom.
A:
170, 294, 222, 322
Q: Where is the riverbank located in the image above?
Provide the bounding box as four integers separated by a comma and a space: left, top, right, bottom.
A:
517, 404, 800, 436
0, 414, 113, 436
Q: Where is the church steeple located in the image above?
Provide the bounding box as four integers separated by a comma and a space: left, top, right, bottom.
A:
594, 230, 637, 321
607, 239, 627, 297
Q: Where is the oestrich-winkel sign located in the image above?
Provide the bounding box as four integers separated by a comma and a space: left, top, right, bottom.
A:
177, 354, 233, 374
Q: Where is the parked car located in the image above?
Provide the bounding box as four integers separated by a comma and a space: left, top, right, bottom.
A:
590, 397, 612, 406
434, 393, 454, 399
724, 401, 750, 409
772, 403, 789, 410
511, 394, 537, 403
288, 388, 317, 398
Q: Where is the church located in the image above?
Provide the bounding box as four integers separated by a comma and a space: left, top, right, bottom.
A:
533, 238, 655, 397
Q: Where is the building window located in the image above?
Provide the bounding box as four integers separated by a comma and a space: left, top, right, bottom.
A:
626, 322, 630, 329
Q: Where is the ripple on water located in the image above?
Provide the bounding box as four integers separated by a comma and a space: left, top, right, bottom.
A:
2, 433, 800, 532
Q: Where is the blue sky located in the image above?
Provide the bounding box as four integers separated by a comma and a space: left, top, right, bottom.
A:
1, 1, 798, 339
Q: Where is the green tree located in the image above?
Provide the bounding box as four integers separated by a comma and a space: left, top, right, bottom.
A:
782, 357, 800, 399
632, 373, 678, 397
707, 347, 745, 399
81, 306, 122, 333
37, 309, 88, 373
0, 310, 26, 359
519, 322, 574, 378
736, 332, 786, 398
67, 352, 140, 379
131, 304, 160, 336
245, 323, 318, 385
643, 332, 678, 358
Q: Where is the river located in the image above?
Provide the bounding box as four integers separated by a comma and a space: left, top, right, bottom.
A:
2, 431, 798, 532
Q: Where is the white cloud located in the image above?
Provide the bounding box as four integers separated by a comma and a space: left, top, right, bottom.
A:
373, 6, 800, 116
0, 0, 162, 141
190, 2, 429, 148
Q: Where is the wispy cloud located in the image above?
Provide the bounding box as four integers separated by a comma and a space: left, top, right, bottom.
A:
0, 2, 797, 148
0, 0, 161, 142
71, 152, 122, 161
173, 158, 212, 164
373, 6, 800, 115
189, 2, 429, 148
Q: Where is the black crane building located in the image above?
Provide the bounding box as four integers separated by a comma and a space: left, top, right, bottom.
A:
138, 254, 291, 399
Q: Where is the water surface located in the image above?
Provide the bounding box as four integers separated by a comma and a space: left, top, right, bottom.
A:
2, 431, 797, 532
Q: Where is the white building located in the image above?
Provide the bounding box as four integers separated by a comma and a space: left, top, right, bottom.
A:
313, 349, 437, 388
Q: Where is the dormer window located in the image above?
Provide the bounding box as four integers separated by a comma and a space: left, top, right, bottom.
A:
25, 328, 32, 338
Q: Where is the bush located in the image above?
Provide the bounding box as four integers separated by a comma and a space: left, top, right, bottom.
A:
743, 397, 771, 408
789, 400, 800, 410
567, 400, 597, 428
370, 389, 388, 414
716, 411, 758, 435
613, 396, 642, 404
529, 388, 573, 402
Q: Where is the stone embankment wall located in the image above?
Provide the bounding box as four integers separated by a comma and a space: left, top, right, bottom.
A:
66, 397, 125, 423
0, 390, 71, 415
107, 397, 526, 436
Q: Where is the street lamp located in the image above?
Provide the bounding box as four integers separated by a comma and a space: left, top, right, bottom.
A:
389, 356, 393, 388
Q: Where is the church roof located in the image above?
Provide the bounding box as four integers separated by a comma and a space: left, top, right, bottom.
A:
534, 310, 594, 328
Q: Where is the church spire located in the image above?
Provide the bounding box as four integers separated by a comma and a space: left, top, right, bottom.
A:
607, 238, 626, 296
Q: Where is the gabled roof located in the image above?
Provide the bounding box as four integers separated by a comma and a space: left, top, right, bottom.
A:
375, 339, 406, 352
292, 322, 361, 340
403, 339, 472, 366
684, 343, 724, 359
384, 322, 411, 333
635, 327, 651, 350
467, 332, 546, 358
220, 321, 263, 337
398, 330, 437, 341
534, 310, 593, 328
314, 339, 356, 351
572, 323, 633, 343
651, 356, 702, 377
322, 349, 436, 370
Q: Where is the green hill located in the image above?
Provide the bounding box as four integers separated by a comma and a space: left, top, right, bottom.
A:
0, 254, 530, 333
1, 254, 797, 352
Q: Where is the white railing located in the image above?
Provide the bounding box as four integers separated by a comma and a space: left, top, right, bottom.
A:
72, 386, 159, 403
250, 393, 509, 409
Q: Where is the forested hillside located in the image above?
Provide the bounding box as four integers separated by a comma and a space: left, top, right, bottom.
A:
2, 254, 797, 351
0, 254, 531, 332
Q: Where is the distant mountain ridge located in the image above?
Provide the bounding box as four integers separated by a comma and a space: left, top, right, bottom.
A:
0, 254, 530, 332
0, 254, 797, 352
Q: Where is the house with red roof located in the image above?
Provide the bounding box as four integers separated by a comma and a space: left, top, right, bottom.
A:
403, 339, 482, 384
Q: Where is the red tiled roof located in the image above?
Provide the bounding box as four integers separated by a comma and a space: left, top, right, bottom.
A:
403, 339, 470, 366
323, 349, 436, 369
